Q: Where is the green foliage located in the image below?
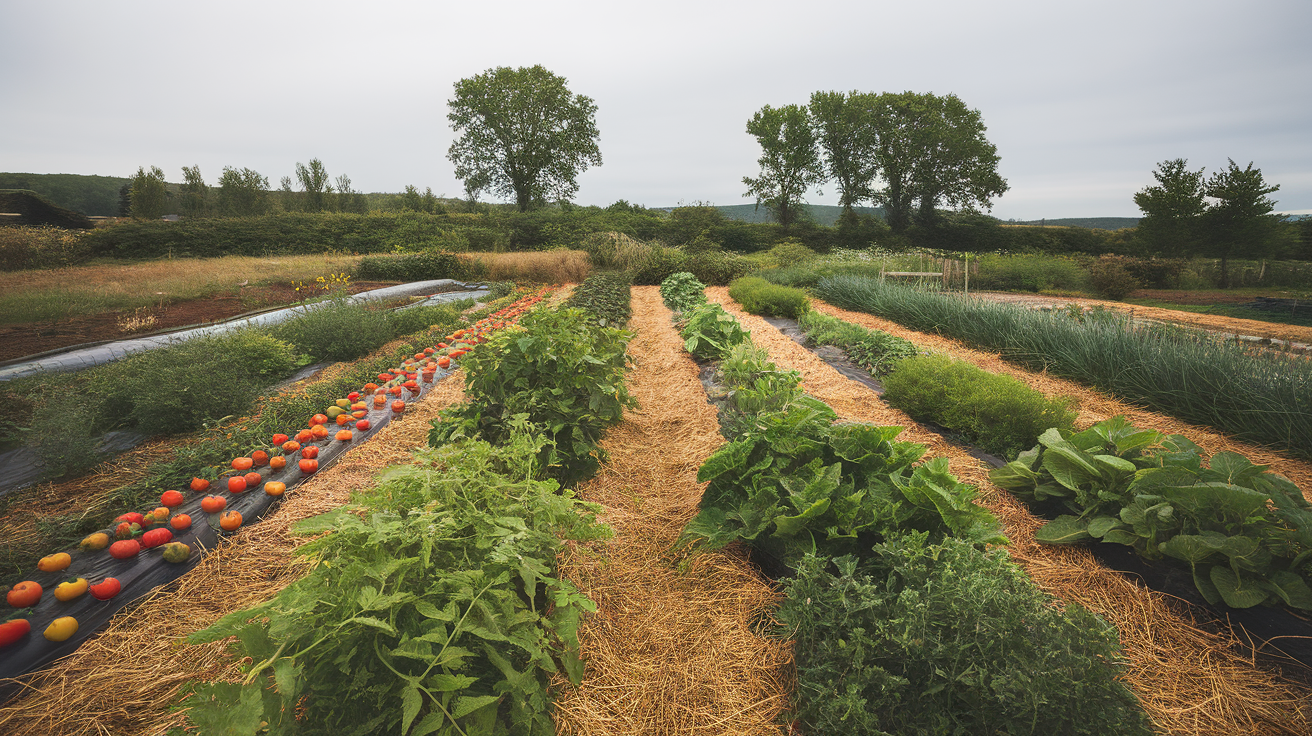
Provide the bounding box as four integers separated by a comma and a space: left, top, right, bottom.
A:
430, 307, 634, 483
387, 302, 474, 341
742, 103, 824, 228
1133, 158, 1207, 257
685, 247, 757, 286
1086, 255, 1143, 300
185, 425, 609, 735
217, 167, 271, 217
626, 245, 688, 285
129, 165, 169, 221
0, 225, 93, 271
658, 272, 707, 313
762, 239, 819, 268
970, 252, 1091, 292
777, 534, 1151, 736
816, 274, 1312, 457
272, 299, 394, 362
678, 302, 750, 360
990, 417, 1312, 610
727, 276, 810, 318
447, 65, 602, 211
0, 172, 127, 216
809, 92, 879, 214
356, 250, 482, 282
294, 159, 332, 213
796, 310, 918, 375
883, 354, 1077, 459
178, 165, 210, 218
564, 272, 632, 326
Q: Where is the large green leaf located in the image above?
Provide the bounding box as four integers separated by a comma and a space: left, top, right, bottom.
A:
1209, 565, 1270, 608
1157, 483, 1271, 526
1158, 534, 1222, 565
1266, 571, 1312, 610
773, 498, 833, 537
1034, 515, 1092, 545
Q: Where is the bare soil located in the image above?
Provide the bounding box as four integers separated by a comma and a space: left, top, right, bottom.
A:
0, 282, 398, 364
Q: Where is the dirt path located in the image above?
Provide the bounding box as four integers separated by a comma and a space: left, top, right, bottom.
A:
0, 374, 467, 736
970, 290, 1312, 347
804, 296, 1312, 498
707, 287, 1310, 736
553, 286, 790, 735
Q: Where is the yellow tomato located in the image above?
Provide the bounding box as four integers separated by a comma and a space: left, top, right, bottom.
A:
43, 616, 78, 642
37, 552, 71, 573
53, 578, 89, 602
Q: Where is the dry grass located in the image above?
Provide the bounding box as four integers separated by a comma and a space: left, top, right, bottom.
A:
708, 287, 1312, 736
580, 232, 661, 272
461, 249, 592, 284
0, 253, 363, 325
553, 286, 791, 735
0, 373, 467, 736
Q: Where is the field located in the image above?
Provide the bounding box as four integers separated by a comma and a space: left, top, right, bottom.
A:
0, 250, 1310, 734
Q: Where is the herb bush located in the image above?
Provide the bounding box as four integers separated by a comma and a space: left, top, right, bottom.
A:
185, 424, 610, 736
271, 299, 395, 362
658, 272, 707, 313
1086, 255, 1143, 300
565, 272, 632, 326
685, 248, 756, 286
678, 302, 750, 360
796, 310, 919, 376
883, 354, 1078, 459
991, 416, 1312, 609
430, 307, 635, 484
815, 274, 1312, 458
777, 534, 1152, 736
727, 276, 810, 318
627, 245, 688, 285
386, 300, 475, 338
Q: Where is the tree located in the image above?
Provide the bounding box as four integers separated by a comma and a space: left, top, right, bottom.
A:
742, 104, 824, 228
128, 166, 169, 221
808, 91, 879, 220
295, 159, 332, 212
217, 166, 270, 216
179, 165, 209, 218
866, 92, 1007, 232
447, 65, 602, 212
1132, 158, 1207, 257
1203, 159, 1283, 287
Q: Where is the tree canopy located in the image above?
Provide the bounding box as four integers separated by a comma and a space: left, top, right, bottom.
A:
447, 65, 602, 212
1133, 158, 1208, 256
808, 91, 878, 218
128, 166, 169, 221
742, 104, 824, 228
217, 166, 270, 217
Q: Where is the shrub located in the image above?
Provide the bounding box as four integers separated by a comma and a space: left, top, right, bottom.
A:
0, 226, 93, 271
565, 272, 632, 326
796, 310, 919, 375
386, 302, 471, 339
579, 231, 654, 271
272, 299, 394, 362
778, 534, 1151, 736
727, 276, 810, 318
971, 253, 1090, 293
685, 248, 756, 286
355, 250, 476, 282
627, 245, 689, 285
658, 272, 707, 313
883, 353, 1077, 459
1086, 255, 1142, 300
763, 239, 819, 268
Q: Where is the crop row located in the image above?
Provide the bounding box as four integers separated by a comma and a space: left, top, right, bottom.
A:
808, 273, 1312, 458
179, 287, 635, 732
722, 281, 1312, 613
662, 273, 1152, 735
0, 290, 550, 683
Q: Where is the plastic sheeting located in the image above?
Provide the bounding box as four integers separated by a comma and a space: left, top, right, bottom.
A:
0, 363, 458, 692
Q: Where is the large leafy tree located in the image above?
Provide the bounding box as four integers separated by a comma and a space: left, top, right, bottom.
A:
179, 165, 209, 218
295, 158, 332, 212
866, 92, 1007, 232
1203, 159, 1283, 287
447, 65, 602, 212
217, 167, 270, 216
742, 103, 824, 228
808, 91, 879, 220
128, 165, 169, 221
1132, 158, 1208, 257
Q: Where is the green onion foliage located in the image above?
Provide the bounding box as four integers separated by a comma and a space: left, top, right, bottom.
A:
991, 416, 1312, 609
815, 275, 1312, 457
185, 423, 609, 736
883, 354, 1077, 459
795, 309, 919, 376
777, 534, 1152, 736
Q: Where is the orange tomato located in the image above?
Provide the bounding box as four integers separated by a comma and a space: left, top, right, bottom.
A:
269, 455, 288, 470
231, 457, 253, 471
219, 510, 243, 531
264, 481, 286, 497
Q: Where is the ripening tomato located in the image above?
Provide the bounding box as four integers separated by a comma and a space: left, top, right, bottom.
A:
7, 581, 41, 608
251, 450, 269, 467
227, 476, 248, 494
190, 477, 211, 493
391, 400, 406, 413
0, 619, 31, 647
53, 578, 89, 602
160, 489, 185, 507
219, 510, 243, 531
170, 513, 192, 531
295, 429, 314, 444
43, 616, 78, 642
282, 440, 301, 454
201, 495, 227, 513
264, 481, 286, 497
299, 458, 319, 474
243, 471, 262, 488
310, 425, 330, 440
271, 433, 289, 446
231, 456, 253, 472
38, 552, 72, 573
89, 577, 121, 601
335, 429, 353, 441
300, 445, 319, 459
356, 419, 371, 431
109, 540, 141, 560
269, 455, 287, 470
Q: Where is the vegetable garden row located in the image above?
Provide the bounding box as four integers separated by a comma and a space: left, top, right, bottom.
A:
1, 271, 1309, 734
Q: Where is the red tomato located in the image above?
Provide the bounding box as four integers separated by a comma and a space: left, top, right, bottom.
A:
0, 619, 31, 647
299, 458, 319, 474
6, 581, 41, 608
190, 477, 210, 493
228, 476, 248, 494
90, 578, 122, 601
301, 445, 319, 459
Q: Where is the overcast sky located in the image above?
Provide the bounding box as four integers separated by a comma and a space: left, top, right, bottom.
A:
3, 0, 1309, 219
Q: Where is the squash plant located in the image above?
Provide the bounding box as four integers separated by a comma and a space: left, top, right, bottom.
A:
185, 426, 608, 736
657, 272, 707, 314
990, 416, 1312, 609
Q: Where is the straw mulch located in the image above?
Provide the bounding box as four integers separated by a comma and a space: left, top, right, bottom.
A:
553, 286, 791, 735
0, 374, 468, 736
806, 297, 1312, 498
707, 287, 1312, 736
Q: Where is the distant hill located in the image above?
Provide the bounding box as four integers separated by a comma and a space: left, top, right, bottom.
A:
1009, 217, 1139, 230
0, 173, 130, 216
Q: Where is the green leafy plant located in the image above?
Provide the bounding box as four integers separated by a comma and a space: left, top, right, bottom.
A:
564, 272, 632, 326
796, 309, 919, 375
990, 416, 1312, 609
430, 307, 635, 483
678, 302, 750, 360
658, 272, 707, 313
776, 533, 1152, 736
882, 353, 1078, 459
727, 276, 810, 318
184, 424, 609, 735
271, 298, 395, 362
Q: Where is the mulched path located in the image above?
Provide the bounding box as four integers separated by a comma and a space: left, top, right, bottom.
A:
0, 282, 397, 364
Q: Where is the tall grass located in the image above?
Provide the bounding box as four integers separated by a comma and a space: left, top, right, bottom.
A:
0, 253, 363, 325
461, 250, 591, 283
816, 275, 1312, 457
